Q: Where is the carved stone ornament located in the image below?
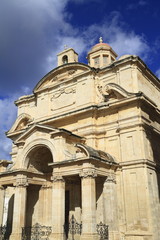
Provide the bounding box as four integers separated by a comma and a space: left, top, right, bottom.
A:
14, 177, 28, 187
41, 182, 52, 189
97, 84, 121, 102
51, 175, 64, 182
51, 87, 76, 100
96, 82, 140, 103
68, 69, 76, 75
105, 174, 116, 183
79, 169, 97, 178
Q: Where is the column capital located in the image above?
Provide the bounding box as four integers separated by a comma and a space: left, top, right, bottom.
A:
41, 182, 52, 189
51, 174, 64, 182
14, 176, 28, 187
80, 169, 97, 178
105, 174, 116, 184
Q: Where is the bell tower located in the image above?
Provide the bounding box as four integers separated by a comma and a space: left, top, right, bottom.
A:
87, 37, 118, 68
57, 46, 78, 66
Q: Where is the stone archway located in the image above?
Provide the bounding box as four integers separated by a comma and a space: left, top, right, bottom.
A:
25, 146, 53, 231
26, 145, 53, 174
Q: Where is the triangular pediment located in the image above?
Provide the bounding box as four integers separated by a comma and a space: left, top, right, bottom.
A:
7, 113, 33, 138
33, 63, 92, 93
14, 124, 83, 146
14, 124, 57, 145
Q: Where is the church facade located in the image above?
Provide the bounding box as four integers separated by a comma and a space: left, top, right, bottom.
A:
0, 38, 160, 240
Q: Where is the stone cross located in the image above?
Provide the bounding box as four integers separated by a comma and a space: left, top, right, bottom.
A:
64, 45, 68, 50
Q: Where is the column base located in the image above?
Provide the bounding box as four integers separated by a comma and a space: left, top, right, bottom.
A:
50, 233, 66, 240
80, 233, 99, 240
10, 233, 22, 240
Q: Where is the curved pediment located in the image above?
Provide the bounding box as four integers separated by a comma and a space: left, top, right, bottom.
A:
97, 82, 141, 102
33, 63, 92, 93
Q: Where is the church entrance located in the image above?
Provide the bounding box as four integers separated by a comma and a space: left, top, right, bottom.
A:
64, 176, 82, 240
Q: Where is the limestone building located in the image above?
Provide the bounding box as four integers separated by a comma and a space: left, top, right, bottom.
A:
0, 38, 160, 240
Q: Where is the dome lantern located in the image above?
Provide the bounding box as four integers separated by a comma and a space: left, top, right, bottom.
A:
87, 37, 118, 68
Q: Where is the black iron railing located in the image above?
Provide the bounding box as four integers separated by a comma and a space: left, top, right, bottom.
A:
97, 222, 109, 240
64, 215, 82, 240
0, 225, 11, 240
22, 223, 52, 240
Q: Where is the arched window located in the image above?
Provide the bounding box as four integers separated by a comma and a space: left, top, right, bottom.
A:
62, 55, 68, 64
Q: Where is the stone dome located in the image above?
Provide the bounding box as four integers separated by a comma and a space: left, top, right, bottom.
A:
91, 42, 111, 51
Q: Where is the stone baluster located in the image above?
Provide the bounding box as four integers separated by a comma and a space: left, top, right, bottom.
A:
51, 175, 65, 240
80, 169, 98, 240
10, 176, 28, 240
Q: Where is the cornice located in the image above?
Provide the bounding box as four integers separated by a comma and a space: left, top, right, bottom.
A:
37, 94, 160, 126
99, 55, 160, 88
33, 62, 94, 93
119, 159, 156, 170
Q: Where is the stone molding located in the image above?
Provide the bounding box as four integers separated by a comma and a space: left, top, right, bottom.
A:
79, 169, 97, 178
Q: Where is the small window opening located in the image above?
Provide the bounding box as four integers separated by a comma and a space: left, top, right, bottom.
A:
62, 55, 68, 64
94, 57, 99, 66
103, 55, 108, 65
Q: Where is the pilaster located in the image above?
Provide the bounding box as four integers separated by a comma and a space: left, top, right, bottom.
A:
80, 169, 98, 240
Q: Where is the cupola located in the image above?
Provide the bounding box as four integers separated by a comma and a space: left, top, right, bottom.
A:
87, 37, 118, 68
57, 46, 78, 66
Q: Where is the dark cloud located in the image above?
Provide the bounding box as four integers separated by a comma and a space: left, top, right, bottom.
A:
0, 0, 69, 96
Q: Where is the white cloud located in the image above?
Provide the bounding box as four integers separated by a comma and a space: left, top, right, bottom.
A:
138, 0, 148, 6
80, 12, 150, 60
155, 69, 160, 79
0, 96, 17, 159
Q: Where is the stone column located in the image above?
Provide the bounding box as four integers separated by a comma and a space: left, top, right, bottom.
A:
80, 169, 98, 240
10, 176, 28, 240
41, 183, 52, 226
103, 175, 119, 240
51, 175, 65, 240
0, 185, 5, 226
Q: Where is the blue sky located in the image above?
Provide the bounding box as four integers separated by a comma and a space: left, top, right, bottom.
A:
0, 0, 160, 159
